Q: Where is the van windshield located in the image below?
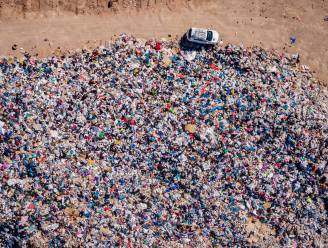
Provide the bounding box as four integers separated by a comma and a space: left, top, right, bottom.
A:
206, 31, 213, 41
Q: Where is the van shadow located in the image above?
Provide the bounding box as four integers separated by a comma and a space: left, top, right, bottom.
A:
179, 34, 213, 52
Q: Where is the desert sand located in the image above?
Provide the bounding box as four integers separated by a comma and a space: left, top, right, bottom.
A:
0, 0, 327, 84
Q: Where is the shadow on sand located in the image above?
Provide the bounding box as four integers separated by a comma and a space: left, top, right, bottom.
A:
179, 34, 214, 52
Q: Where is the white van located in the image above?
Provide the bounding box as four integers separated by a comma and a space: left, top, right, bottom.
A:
186, 28, 219, 45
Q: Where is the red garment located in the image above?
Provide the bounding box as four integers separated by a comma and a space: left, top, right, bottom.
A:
130, 119, 136, 125
155, 42, 161, 51
121, 117, 128, 123
210, 63, 220, 71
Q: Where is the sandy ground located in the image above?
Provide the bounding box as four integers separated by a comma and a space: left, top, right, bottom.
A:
0, 0, 327, 84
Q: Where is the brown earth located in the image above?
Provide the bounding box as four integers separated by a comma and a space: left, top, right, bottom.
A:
0, 0, 327, 84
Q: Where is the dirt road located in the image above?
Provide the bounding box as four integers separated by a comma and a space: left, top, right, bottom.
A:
0, 0, 327, 84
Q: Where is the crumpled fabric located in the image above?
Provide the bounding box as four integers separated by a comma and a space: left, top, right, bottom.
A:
0, 34, 327, 247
